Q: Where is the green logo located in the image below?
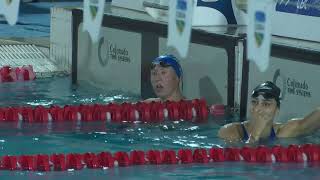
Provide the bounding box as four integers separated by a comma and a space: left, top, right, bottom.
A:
90, 5, 98, 20
176, 20, 185, 34
255, 32, 264, 47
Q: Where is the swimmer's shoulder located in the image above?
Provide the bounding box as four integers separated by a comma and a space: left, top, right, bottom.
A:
218, 121, 246, 141
143, 98, 161, 103
143, 96, 187, 103
273, 119, 303, 137
273, 122, 282, 132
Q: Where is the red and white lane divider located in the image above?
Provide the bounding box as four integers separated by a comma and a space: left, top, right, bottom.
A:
1, 144, 319, 172
0, 65, 36, 83
0, 99, 226, 124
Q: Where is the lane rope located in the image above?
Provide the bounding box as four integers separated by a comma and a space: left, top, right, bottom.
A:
0, 99, 225, 124
0, 144, 318, 172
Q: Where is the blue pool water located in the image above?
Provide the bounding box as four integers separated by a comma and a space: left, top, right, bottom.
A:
0, 2, 83, 38
0, 77, 320, 180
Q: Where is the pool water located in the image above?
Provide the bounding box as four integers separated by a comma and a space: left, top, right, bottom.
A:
0, 77, 320, 180
0, 2, 83, 38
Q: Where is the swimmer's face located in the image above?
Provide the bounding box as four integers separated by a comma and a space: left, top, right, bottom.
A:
250, 95, 278, 121
150, 64, 180, 100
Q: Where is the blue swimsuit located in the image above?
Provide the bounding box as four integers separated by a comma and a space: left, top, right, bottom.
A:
241, 123, 276, 141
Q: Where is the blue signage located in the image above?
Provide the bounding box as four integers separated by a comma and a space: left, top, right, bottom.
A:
196, 0, 237, 24
276, 0, 320, 17
177, 0, 187, 10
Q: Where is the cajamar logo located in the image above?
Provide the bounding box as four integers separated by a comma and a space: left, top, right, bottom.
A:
98, 37, 109, 66
254, 11, 266, 47
98, 37, 131, 67
273, 69, 287, 100
176, 0, 187, 34
273, 69, 312, 99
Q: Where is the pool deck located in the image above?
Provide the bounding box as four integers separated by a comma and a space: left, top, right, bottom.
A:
0, 37, 67, 78
0, 1, 83, 78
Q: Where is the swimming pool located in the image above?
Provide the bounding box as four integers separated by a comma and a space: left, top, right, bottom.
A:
0, 76, 320, 180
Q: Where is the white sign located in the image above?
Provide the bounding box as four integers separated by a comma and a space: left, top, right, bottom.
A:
272, 0, 320, 42
247, 0, 273, 72
77, 26, 142, 94
167, 0, 195, 58
0, 0, 20, 26
83, 0, 105, 43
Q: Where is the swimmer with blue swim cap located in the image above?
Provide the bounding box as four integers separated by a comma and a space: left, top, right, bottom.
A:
219, 81, 320, 143
146, 55, 184, 102
152, 55, 183, 78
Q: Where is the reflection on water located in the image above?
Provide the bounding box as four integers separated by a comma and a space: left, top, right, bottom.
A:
0, 77, 140, 107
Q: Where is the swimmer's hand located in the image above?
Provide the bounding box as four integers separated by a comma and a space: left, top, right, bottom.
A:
246, 111, 274, 143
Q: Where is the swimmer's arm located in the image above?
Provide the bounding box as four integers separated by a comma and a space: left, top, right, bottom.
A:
277, 107, 320, 137
218, 123, 242, 142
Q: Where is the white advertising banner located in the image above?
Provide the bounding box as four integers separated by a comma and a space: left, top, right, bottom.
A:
78, 26, 142, 94
272, 0, 320, 42
83, 0, 105, 43
167, 0, 195, 58
247, 0, 273, 72
0, 0, 20, 25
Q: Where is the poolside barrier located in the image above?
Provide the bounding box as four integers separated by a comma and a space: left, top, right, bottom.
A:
0, 99, 225, 123
0, 65, 36, 82
0, 144, 319, 171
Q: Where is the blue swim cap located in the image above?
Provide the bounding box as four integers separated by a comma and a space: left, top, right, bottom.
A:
152, 55, 183, 78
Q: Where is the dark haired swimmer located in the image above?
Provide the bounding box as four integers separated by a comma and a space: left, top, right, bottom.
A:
145, 55, 184, 102
218, 81, 320, 143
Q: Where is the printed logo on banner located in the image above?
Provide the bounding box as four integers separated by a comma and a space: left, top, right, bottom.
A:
98, 37, 131, 67
273, 69, 312, 99
276, 0, 320, 17
90, 5, 98, 20
273, 69, 287, 100
176, 0, 187, 34
98, 37, 110, 66
254, 11, 265, 47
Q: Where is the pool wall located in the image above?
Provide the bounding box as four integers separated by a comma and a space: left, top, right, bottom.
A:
70, 6, 242, 109
51, 4, 320, 122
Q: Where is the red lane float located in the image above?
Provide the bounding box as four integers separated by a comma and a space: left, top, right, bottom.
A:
0, 65, 36, 83
0, 144, 319, 172
0, 99, 225, 123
